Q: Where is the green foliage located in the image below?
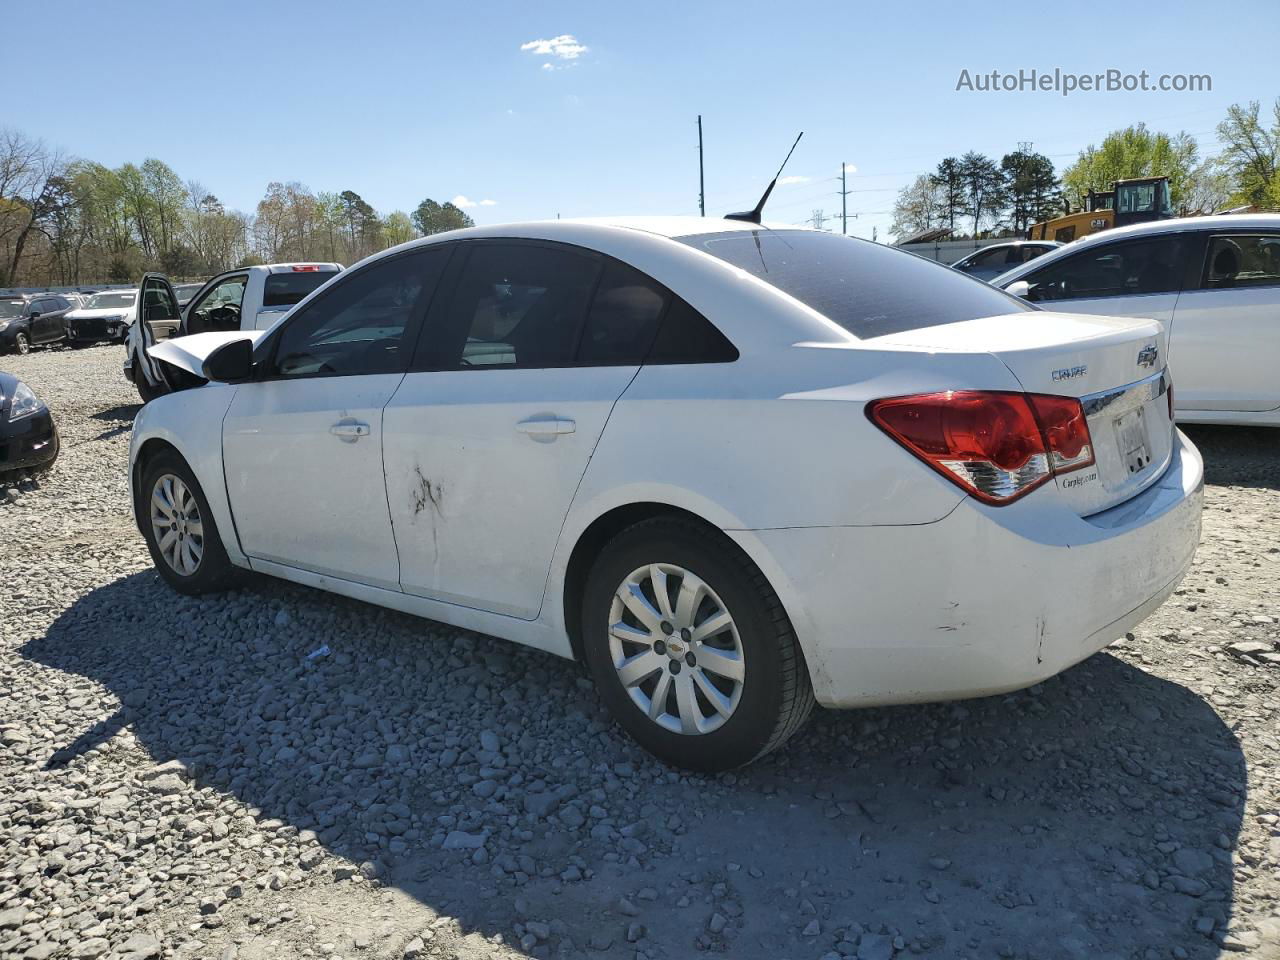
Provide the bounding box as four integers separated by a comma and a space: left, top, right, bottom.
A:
412, 198, 475, 236
1000, 151, 1059, 233
1215, 100, 1279, 208
1061, 124, 1199, 209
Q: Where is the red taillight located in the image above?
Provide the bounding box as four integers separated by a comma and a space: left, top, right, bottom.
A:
868, 390, 1095, 505
291, 265, 321, 272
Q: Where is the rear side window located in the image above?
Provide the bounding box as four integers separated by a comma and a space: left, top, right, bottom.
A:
1024, 236, 1186, 302
679, 230, 1030, 339
262, 270, 340, 308
431, 243, 600, 368
578, 261, 668, 364
1203, 234, 1280, 289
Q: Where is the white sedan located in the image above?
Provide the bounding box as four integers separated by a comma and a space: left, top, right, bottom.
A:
129, 218, 1204, 770
994, 213, 1280, 426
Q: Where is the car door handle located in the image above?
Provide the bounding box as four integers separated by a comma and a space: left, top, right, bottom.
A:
330, 420, 371, 442
516, 416, 576, 437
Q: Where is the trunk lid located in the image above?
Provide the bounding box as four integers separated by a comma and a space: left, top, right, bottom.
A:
872, 312, 1174, 515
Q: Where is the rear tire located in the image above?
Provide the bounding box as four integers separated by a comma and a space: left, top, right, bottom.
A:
140, 451, 239, 595
582, 516, 814, 771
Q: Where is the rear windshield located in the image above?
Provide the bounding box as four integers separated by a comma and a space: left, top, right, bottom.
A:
262, 271, 338, 308
678, 230, 1030, 339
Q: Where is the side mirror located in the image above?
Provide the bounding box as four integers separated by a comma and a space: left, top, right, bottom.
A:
202, 338, 254, 383
29, 310, 41, 319
1005, 280, 1034, 300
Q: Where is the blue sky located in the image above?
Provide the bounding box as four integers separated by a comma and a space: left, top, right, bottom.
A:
8, 0, 1275, 240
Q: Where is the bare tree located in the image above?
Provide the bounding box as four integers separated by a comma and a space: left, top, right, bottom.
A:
0, 129, 66, 285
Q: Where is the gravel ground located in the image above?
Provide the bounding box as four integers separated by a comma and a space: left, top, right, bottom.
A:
1, 344, 1278, 960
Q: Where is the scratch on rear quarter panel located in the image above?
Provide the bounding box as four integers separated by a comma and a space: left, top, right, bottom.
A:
1036, 616, 1045, 664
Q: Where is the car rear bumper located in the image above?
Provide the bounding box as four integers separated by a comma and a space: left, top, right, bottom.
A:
730, 429, 1204, 709
0, 410, 59, 475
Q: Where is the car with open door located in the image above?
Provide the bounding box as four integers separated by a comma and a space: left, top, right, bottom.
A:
125, 262, 341, 401
994, 213, 1280, 426
129, 217, 1203, 770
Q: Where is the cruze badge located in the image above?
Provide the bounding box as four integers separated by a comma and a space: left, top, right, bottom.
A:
1051, 365, 1088, 382
1137, 344, 1159, 368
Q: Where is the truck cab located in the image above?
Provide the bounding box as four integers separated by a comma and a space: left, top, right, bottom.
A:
126, 263, 341, 400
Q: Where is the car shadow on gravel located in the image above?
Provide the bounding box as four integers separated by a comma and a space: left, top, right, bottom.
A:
23, 572, 1247, 959
88, 402, 141, 441
1183, 424, 1280, 491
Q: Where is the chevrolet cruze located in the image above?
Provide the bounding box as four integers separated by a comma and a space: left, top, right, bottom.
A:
129, 218, 1204, 770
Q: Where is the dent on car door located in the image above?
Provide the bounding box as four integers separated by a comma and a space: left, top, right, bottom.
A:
1169, 232, 1280, 412
382, 242, 672, 620
220, 248, 446, 588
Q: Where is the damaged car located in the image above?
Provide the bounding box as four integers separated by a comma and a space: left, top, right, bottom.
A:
126, 262, 341, 401
128, 217, 1203, 770
64, 289, 137, 346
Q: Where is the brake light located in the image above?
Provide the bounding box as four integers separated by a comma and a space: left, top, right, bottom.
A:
867, 390, 1095, 505
291, 265, 321, 272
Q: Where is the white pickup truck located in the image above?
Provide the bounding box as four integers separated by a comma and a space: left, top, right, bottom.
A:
126, 263, 341, 401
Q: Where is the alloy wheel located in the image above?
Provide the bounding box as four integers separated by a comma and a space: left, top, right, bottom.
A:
15, 333, 29, 354
150, 473, 204, 576
608, 563, 745, 735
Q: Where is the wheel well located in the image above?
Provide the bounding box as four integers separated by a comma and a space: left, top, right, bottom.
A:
561, 503, 738, 662
131, 438, 181, 531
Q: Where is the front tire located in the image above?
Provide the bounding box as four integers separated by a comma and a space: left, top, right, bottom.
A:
140, 451, 238, 595
582, 517, 814, 771
14, 332, 30, 355
135, 356, 164, 403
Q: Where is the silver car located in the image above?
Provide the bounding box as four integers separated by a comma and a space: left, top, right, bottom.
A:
952, 241, 1062, 282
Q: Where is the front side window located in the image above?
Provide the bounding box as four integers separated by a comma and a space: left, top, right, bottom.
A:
187, 276, 248, 334
966, 247, 1014, 269
1023, 235, 1186, 302
680, 229, 1030, 339
1203, 234, 1280, 289
270, 249, 446, 378
141, 279, 179, 323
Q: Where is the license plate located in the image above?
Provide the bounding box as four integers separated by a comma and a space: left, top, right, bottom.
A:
1114, 407, 1151, 475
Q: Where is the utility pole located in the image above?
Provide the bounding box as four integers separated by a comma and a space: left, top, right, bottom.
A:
839, 162, 850, 234
697, 116, 706, 217
809, 209, 830, 230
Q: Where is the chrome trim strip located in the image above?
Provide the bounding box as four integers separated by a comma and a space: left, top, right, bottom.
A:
1081, 369, 1168, 420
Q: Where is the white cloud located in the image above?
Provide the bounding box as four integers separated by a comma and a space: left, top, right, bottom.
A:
778, 175, 810, 186
521, 34, 589, 65
452, 195, 497, 209
843, 163, 858, 174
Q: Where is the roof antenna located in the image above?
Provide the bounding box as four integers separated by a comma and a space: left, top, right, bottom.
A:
725, 132, 804, 224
